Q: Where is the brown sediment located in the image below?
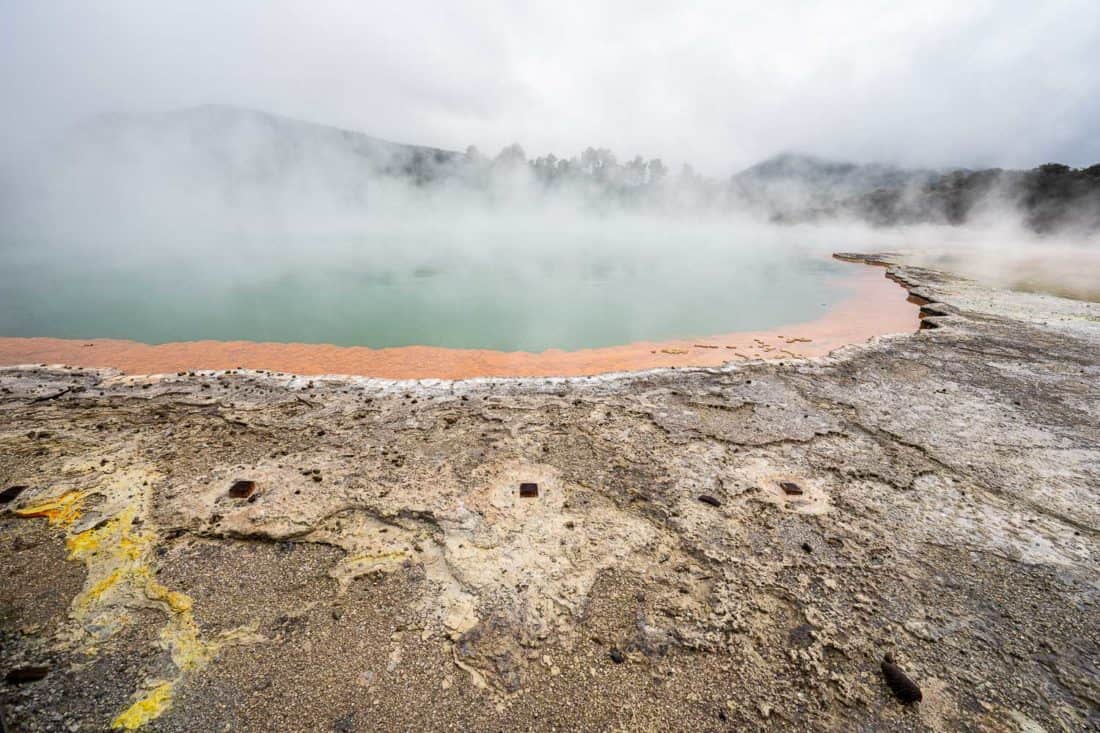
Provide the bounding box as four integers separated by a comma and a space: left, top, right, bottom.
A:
0, 264, 918, 380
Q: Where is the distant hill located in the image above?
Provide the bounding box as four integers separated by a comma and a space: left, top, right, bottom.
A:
0, 106, 474, 234
733, 153, 937, 195
729, 153, 938, 217
730, 153, 1100, 233
61, 104, 463, 189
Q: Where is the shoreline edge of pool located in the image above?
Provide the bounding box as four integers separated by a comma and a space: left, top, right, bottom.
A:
0, 255, 919, 379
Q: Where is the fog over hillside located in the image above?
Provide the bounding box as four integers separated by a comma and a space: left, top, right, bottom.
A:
4, 106, 1099, 242
2, 105, 1097, 316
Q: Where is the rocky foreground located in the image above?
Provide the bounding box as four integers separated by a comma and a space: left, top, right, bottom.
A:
1, 254, 1097, 732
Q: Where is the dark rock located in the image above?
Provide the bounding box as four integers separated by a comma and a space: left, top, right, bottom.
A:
697, 495, 721, 507
609, 647, 625, 664
333, 711, 358, 733
788, 623, 818, 649
5, 666, 49, 684
228, 479, 258, 499
519, 482, 539, 498
881, 654, 922, 703
0, 485, 28, 504
779, 481, 803, 495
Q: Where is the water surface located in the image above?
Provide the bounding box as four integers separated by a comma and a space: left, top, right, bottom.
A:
0, 226, 853, 351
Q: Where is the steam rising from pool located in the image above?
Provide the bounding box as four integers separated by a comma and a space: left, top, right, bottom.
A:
1, 109, 1095, 351
0, 211, 859, 350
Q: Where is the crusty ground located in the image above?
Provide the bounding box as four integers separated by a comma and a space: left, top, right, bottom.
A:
0, 253, 1097, 732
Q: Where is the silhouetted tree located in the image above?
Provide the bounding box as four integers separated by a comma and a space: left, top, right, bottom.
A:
494, 143, 527, 167
647, 158, 668, 184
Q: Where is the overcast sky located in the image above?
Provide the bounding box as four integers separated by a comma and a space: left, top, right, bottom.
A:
1, 1, 1098, 174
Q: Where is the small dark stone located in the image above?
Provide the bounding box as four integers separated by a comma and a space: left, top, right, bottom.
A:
519, 482, 539, 498
333, 711, 357, 733
788, 623, 817, 648
609, 647, 625, 664
0, 485, 28, 504
5, 665, 49, 684
881, 654, 922, 703
801, 542, 813, 553
697, 495, 721, 508
779, 481, 803, 495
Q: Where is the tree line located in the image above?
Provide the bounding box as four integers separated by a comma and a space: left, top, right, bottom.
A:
387, 141, 1100, 233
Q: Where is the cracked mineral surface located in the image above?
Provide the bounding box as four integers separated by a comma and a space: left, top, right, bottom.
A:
1, 253, 1097, 732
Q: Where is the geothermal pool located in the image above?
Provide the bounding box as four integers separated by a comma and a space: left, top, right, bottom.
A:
0, 230, 917, 377
5, 240, 857, 348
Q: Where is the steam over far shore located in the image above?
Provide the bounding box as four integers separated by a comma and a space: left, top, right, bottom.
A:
1, 105, 1097, 303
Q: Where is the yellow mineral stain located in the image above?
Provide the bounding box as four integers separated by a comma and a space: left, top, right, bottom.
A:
14, 490, 86, 526
163, 590, 193, 613
144, 573, 228, 673
118, 533, 148, 561
161, 614, 216, 672
111, 681, 173, 730
66, 527, 102, 558
21, 475, 251, 731
67, 508, 159, 617
67, 508, 140, 559
81, 568, 124, 605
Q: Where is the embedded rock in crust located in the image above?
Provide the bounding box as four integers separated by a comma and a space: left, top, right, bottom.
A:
1, 253, 1098, 731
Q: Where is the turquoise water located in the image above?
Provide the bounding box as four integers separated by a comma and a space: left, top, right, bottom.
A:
0, 228, 852, 351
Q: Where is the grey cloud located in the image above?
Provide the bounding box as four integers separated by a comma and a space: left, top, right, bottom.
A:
1, 0, 1098, 172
